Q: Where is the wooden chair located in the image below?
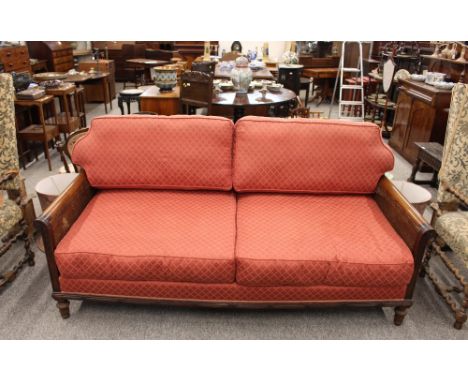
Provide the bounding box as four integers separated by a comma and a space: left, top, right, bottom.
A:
0, 73, 35, 289
191, 61, 216, 76
179, 71, 213, 115
421, 81, 468, 330
57, 128, 89, 173
122, 44, 145, 89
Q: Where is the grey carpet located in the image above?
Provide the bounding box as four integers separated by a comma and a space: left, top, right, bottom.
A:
1, 84, 466, 339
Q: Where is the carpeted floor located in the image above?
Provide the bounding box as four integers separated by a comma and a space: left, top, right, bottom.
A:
1, 86, 466, 339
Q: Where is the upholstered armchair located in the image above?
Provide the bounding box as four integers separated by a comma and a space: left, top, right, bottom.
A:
0, 73, 35, 289
422, 82, 468, 329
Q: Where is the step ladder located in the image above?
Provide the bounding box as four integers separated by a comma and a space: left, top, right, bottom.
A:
328, 41, 365, 121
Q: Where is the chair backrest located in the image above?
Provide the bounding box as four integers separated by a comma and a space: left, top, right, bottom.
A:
179, 71, 213, 115
191, 61, 216, 76
134, 43, 146, 58
72, 115, 234, 191
437, 82, 468, 205
0, 73, 20, 191
121, 44, 135, 58
233, 116, 394, 194
277, 65, 303, 95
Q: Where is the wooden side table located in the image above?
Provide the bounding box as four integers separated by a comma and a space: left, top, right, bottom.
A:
45, 83, 81, 138
15, 95, 60, 171
408, 142, 443, 188
118, 89, 143, 114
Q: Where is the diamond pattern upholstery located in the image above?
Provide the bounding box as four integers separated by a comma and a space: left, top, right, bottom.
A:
235, 193, 413, 288
59, 278, 407, 302
233, 116, 394, 194
72, 115, 234, 191
55, 190, 237, 284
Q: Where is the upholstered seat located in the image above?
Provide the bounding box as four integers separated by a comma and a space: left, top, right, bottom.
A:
0, 198, 22, 237
236, 193, 413, 288
434, 211, 468, 266
55, 189, 237, 284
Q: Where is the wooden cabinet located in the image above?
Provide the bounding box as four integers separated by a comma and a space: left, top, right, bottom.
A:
78, 59, 116, 100
0, 45, 31, 73
27, 42, 74, 72
389, 79, 452, 164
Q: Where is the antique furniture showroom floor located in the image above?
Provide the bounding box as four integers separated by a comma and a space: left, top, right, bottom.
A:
1, 40, 468, 340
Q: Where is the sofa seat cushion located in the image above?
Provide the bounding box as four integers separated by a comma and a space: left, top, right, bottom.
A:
55, 190, 237, 284
236, 194, 413, 288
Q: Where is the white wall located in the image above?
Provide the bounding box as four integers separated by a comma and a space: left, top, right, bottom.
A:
218, 41, 289, 61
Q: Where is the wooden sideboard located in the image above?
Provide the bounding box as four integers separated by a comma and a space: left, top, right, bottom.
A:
0, 45, 31, 73
27, 41, 74, 72
78, 59, 116, 100
389, 79, 452, 165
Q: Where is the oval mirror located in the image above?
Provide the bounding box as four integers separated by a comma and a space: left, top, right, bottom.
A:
382, 58, 396, 93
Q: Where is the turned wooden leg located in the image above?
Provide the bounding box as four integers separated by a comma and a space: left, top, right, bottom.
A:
394, 306, 409, 326
56, 300, 70, 319
454, 311, 467, 330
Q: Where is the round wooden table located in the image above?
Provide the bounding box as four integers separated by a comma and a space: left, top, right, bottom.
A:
212, 88, 297, 122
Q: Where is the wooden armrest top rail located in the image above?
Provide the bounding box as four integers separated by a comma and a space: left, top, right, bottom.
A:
374, 176, 433, 254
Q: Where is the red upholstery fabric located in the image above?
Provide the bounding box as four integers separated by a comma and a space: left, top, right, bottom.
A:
60, 278, 407, 302
72, 115, 234, 191
55, 190, 237, 284
233, 116, 394, 194
236, 193, 413, 288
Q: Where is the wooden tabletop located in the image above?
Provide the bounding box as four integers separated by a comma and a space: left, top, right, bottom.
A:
303, 68, 338, 79
64, 72, 110, 83
214, 65, 274, 80
140, 85, 180, 99
212, 88, 296, 107
139, 85, 296, 107
126, 58, 170, 67
14, 94, 54, 106
45, 83, 76, 95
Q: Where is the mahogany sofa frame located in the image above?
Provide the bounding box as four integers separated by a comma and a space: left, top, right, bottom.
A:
35, 172, 434, 325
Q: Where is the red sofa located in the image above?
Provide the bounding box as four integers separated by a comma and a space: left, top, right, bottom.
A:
36, 115, 433, 325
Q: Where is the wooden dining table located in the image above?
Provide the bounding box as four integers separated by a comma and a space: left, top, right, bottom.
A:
126, 58, 170, 84
139, 85, 296, 121
212, 88, 296, 122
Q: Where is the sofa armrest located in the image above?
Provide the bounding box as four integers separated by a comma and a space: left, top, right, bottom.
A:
34, 172, 95, 291
374, 176, 434, 298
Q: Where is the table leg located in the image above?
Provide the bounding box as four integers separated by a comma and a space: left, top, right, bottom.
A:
102, 78, 109, 113
118, 96, 124, 115
233, 107, 245, 123
408, 157, 422, 183
126, 99, 131, 114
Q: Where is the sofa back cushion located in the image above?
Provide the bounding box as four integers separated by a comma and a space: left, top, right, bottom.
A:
72, 115, 234, 190
233, 116, 394, 194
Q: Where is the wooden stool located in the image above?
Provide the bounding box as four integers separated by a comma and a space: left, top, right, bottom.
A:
118, 89, 143, 115
408, 142, 443, 188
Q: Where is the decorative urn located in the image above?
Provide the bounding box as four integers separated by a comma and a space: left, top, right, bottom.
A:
230, 56, 252, 93
153, 67, 177, 92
